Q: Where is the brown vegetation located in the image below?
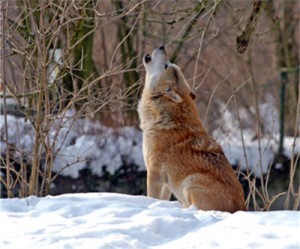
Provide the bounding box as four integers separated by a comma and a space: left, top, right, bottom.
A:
0, 0, 299, 210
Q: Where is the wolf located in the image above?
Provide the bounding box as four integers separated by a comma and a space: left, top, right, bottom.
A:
138, 46, 246, 212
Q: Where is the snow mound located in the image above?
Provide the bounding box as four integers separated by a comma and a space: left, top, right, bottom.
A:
0, 113, 145, 178
1, 108, 299, 179
0, 193, 299, 249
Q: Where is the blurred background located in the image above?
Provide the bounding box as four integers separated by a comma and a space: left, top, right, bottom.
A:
0, 0, 299, 211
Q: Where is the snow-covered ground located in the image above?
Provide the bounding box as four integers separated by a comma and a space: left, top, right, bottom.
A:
0, 193, 299, 249
1, 110, 299, 180
0, 112, 145, 178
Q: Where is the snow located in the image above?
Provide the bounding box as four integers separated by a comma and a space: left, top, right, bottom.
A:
0, 113, 145, 178
0, 193, 299, 249
213, 100, 300, 177
0, 100, 299, 179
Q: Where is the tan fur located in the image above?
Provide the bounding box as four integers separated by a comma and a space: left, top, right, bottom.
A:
138, 47, 246, 212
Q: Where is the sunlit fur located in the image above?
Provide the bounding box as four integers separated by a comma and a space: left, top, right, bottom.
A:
138, 47, 246, 213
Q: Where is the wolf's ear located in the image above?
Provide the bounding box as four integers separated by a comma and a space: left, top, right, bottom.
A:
190, 91, 196, 100
162, 87, 183, 103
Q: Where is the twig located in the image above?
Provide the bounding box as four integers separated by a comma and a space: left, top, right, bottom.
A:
236, 0, 263, 54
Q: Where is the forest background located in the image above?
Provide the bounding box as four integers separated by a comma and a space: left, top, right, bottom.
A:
0, 0, 299, 211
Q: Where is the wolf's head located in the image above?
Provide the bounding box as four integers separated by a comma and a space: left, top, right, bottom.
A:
143, 46, 196, 103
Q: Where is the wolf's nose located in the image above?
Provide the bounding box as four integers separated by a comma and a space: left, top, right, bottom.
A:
144, 54, 151, 63
158, 45, 165, 51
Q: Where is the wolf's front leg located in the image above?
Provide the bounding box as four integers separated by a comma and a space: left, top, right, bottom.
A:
147, 170, 166, 199
159, 184, 172, 200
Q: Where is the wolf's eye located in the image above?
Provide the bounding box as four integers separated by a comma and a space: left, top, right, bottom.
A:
164, 64, 168, 69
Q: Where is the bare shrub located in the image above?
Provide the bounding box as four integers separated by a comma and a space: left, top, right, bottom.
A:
0, 0, 298, 210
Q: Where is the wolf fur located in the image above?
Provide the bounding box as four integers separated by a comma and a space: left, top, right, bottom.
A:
138, 46, 246, 212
